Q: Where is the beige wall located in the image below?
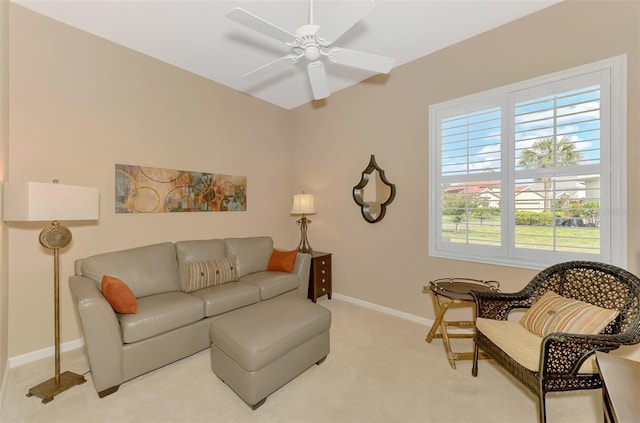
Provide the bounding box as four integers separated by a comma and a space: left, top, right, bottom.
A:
4, 0, 640, 361
290, 0, 640, 355
1, 0, 10, 382
6, 4, 293, 357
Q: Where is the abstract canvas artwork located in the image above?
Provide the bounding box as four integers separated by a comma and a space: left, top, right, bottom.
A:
115, 164, 247, 213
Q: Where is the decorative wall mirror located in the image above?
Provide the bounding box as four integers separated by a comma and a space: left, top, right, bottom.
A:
352, 155, 396, 223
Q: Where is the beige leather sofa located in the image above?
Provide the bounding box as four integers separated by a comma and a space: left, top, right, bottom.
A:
69, 236, 311, 398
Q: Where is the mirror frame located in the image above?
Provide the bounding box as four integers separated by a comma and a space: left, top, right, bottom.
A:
352, 155, 396, 223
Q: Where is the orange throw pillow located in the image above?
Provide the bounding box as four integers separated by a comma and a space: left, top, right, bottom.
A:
101, 275, 137, 314
267, 249, 297, 273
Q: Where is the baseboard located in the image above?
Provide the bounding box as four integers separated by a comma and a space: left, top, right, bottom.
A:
7, 338, 84, 369
331, 292, 474, 334
331, 292, 434, 326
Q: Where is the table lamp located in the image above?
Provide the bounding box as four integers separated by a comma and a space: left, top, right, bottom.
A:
290, 192, 316, 253
3, 180, 99, 403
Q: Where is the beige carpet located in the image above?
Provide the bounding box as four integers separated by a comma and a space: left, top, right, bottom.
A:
0, 298, 601, 423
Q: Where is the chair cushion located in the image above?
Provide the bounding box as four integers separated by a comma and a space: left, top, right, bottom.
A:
240, 271, 299, 300
118, 292, 204, 343
187, 281, 261, 317
519, 291, 619, 336
184, 256, 239, 293
476, 318, 597, 373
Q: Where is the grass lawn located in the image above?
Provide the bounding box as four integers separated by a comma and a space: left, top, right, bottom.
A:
443, 222, 599, 252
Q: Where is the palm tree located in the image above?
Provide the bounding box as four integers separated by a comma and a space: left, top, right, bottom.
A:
518, 137, 583, 212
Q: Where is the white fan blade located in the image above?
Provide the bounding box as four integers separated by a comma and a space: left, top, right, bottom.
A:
242, 54, 300, 81
318, 0, 375, 44
327, 47, 395, 74
307, 61, 330, 100
227, 8, 297, 44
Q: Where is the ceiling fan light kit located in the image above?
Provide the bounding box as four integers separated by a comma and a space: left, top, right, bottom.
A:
227, 0, 395, 100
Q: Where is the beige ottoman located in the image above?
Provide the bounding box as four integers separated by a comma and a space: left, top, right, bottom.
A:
210, 296, 331, 409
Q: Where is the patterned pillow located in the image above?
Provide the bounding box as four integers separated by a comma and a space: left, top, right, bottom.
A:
185, 256, 238, 293
520, 291, 619, 336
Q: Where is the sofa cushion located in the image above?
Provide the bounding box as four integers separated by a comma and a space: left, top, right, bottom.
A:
185, 256, 239, 293
476, 317, 597, 373
101, 275, 137, 314
175, 239, 226, 291
240, 271, 299, 300
267, 249, 297, 273
520, 291, 619, 336
81, 242, 180, 298
188, 281, 261, 317
117, 292, 205, 343
225, 237, 273, 277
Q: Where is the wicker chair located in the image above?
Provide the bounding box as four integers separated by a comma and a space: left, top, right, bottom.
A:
470, 261, 640, 423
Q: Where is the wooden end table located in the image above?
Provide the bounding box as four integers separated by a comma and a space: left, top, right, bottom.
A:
424, 277, 499, 369
308, 251, 332, 302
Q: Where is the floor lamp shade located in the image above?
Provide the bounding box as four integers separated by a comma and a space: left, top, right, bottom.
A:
3, 180, 99, 403
4, 181, 99, 222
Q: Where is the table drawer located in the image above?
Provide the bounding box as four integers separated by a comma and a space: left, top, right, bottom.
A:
309, 252, 332, 302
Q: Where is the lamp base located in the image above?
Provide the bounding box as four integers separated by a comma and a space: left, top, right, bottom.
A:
296, 215, 313, 254
26, 371, 86, 403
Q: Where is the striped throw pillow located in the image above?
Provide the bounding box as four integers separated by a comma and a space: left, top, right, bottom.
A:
185, 256, 238, 293
520, 291, 619, 336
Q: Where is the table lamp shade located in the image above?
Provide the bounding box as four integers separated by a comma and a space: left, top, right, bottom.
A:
4, 181, 99, 222
290, 193, 316, 215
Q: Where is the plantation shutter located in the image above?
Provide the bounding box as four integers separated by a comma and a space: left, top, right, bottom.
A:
433, 98, 503, 256
509, 70, 606, 260
429, 57, 622, 269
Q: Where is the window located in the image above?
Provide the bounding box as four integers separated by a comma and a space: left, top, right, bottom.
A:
429, 56, 626, 269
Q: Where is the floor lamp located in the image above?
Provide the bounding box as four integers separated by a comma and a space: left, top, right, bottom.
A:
4, 180, 99, 403
291, 192, 316, 253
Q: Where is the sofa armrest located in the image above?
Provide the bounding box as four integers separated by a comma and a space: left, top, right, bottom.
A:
69, 275, 124, 393
292, 252, 311, 298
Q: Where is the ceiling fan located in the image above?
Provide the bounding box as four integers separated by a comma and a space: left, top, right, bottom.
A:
227, 0, 395, 100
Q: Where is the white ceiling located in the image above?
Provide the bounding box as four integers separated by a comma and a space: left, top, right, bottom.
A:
14, 0, 561, 110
